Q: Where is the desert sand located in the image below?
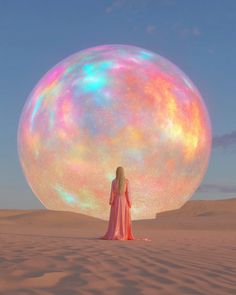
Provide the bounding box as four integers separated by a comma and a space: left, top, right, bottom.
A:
0, 198, 236, 295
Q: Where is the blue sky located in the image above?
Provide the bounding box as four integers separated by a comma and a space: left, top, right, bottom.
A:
1, 0, 236, 209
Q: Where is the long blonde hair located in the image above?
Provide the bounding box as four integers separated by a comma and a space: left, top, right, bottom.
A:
115, 166, 126, 194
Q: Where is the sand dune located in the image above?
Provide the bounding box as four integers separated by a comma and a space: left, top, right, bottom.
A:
0, 198, 236, 294
0, 209, 106, 237
144, 197, 236, 230
0, 209, 105, 226
156, 197, 236, 217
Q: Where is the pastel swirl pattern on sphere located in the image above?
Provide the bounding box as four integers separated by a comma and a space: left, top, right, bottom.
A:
17, 45, 212, 220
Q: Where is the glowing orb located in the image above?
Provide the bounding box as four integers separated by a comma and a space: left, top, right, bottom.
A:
17, 45, 212, 220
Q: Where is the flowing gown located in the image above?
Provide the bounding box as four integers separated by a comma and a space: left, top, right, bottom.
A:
99, 178, 151, 241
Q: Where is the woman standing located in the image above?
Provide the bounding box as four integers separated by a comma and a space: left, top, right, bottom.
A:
100, 167, 151, 242
101, 166, 135, 240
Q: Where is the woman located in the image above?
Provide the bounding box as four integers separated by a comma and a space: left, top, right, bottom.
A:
101, 166, 135, 240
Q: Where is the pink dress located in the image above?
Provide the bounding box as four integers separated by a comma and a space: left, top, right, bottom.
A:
100, 178, 151, 241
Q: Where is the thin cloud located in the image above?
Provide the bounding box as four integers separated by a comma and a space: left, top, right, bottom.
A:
171, 22, 202, 38
213, 130, 236, 149
180, 26, 201, 37
192, 27, 201, 36
105, 1, 155, 16
146, 25, 156, 34
208, 48, 215, 54
197, 183, 236, 194
105, 0, 125, 14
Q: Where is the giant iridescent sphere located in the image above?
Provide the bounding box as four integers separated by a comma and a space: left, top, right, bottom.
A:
17, 44, 212, 220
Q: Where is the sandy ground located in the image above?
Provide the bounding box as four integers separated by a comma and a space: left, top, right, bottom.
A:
0, 198, 236, 295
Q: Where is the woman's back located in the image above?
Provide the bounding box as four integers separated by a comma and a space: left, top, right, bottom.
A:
99, 166, 151, 241
113, 177, 128, 196
101, 176, 134, 240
